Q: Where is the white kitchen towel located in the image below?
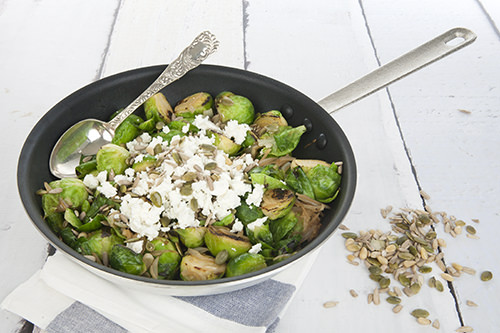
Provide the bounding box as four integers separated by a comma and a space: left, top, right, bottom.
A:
2, 249, 318, 333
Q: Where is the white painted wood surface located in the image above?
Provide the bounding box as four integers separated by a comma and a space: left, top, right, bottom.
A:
1, 0, 498, 332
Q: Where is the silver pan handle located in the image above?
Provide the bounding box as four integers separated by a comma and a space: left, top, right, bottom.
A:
318, 27, 477, 114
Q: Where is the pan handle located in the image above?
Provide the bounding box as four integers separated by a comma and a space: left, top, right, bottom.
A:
318, 27, 476, 113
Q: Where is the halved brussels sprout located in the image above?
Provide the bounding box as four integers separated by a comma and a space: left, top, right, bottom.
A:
225, 253, 267, 277
80, 230, 123, 260
149, 237, 181, 280
132, 155, 157, 172
246, 223, 273, 245
204, 226, 252, 259
111, 114, 143, 145
260, 188, 295, 220
180, 248, 226, 281
109, 244, 146, 275
144, 92, 174, 123
174, 92, 213, 118
253, 110, 288, 136
215, 91, 255, 124
306, 164, 341, 203
212, 132, 241, 156
96, 143, 130, 175
176, 227, 206, 248
250, 173, 288, 190
266, 125, 306, 157
290, 159, 330, 173
285, 166, 315, 199
42, 178, 89, 216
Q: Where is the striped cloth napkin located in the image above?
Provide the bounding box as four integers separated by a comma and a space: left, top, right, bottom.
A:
2, 249, 318, 333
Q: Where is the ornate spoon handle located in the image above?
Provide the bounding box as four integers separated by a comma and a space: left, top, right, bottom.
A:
107, 31, 219, 131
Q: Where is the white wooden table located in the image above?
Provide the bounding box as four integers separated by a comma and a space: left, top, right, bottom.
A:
1, 0, 499, 332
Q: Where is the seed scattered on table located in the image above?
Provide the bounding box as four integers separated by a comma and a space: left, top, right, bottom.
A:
417, 318, 431, 325
349, 289, 358, 298
392, 304, 403, 313
432, 319, 440, 329
466, 300, 478, 307
480, 271, 493, 281
456, 326, 474, 332
323, 301, 339, 308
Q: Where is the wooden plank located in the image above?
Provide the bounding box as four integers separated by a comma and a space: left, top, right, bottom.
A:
361, 0, 500, 331
245, 0, 461, 332
0, 0, 119, 332
101, 0, 245, 77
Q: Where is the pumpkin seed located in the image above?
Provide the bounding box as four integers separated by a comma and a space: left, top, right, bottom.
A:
150, 192, 162, 207
172, 151, 183, 165
399, 252, 415, 260
181, 172, 198, 182
480, 271, 493, 281
435, 280, 444, 292
409, 283, 421, 295
398, 274, 411, 287
418, 214, 431, 225
369, 274, 383, 282
341, 232, 358, 239
428, 276, 437, 288
465, 225, 476, 235
411, 309, 430, 318
419, 266, 432, 274
190, 198, 198, 211
369, 265, 382, 275
204, 162, 218, 170
379, 277, 391, 289
386, 296, 401, 304
180, 183, 193, 196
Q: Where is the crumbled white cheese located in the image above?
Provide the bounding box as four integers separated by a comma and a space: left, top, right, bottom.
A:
120, 195, 164, 240
162, 125, 170, 134
96, 171, 108, 184
98, 182, 117, 198
193, 114, 220, 132
247, 217, 268, 232
139, 132, 152, 143
223, 120, 250, 145
248, 243, 262, 254
83, 174, 99, 189
181, 123, 190, 133
231, 219, 244, 233
126, 240, 144, 254
124, 168, 135, 178
246, 183, 265, 207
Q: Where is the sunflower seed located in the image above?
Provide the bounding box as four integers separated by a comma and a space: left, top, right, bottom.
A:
441, 273, 454, 282
323, 301, 339, 308
417, 318, 431, 325
466, 300, 478, 307
432, 319, 440, 329
349, 289, 358, 298
392, 304, 403, 313
455, 326, 474, 332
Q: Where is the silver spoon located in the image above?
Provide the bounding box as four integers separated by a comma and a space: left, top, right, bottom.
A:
49, 31, 219, 178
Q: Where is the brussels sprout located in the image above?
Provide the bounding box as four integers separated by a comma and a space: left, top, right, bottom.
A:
149, 237, 181, 279
204, 226, 252, 259
60, 227, 84, 251
78, 213, 106, 232
260, 188, 295, 220
215, 91, 255, 124
176, 227, 206, 248
225, 253, 267, 277
180, 248, 226, 281
138, 118, 157, 132
285, 166, 315, 199
64, 208, 82, 228
80, 229, 123, 259
144, 92, 174, 123
212, 213, 235, 227
132, 155, 157, 172
253, 110, 288, 136
42, 178, 89, 215
246, 223, 273, 245
248, 164, 285, 180
235, 200, 264, 224
212, 132, 240, 156
306, 164, 341, 203
174, 92, 213, 118
250, 173, 288, 190
109, 244, 146, 275
96, 143, 130, 175
290, 159, 330, 173
269, 211, 298, 243
111, 114, 143, 145
75, 157, 97, 178
266, 125, 306, 157
45, 212, 64, 234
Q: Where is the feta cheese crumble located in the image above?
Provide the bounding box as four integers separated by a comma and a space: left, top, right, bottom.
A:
247, 217, 268, 232
223, 120, 251, 145
248, 243, 262, 254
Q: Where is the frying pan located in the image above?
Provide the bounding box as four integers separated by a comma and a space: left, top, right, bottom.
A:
17, 28, 475, 295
